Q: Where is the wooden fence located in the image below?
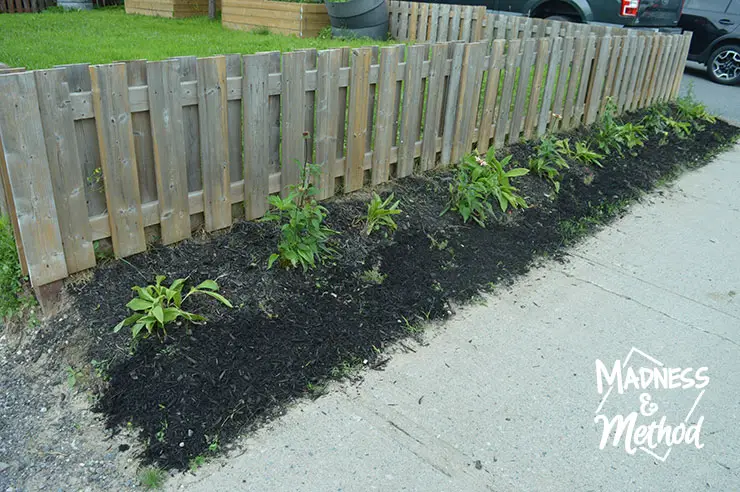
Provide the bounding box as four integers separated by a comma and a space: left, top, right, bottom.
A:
388, 0, 631, 43
0, 29, 691, 288
1, 0, 54, 12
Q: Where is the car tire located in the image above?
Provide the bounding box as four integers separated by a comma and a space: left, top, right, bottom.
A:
707, 44, 740, 85
546, 15, 576, 22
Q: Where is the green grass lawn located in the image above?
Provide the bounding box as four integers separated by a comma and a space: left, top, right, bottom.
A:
0, 6, 393, 69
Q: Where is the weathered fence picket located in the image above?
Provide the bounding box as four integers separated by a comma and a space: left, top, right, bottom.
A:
0, 13, 691, 290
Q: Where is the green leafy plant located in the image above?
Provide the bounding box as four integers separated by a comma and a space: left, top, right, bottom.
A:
113, 276, 233, 340
443, 150, 529, 227
562, 139, 604, 167
262, 134, 337, 271
365, 192, 401, 236
592, 100, 646, 156
359, 266, 386, 285
675, 88, 715, 131
529, 135, 570, 192
642, 105, 693, 144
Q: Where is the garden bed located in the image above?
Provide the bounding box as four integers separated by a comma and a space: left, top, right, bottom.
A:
1, 107, 738, 483
221, 0, 330, 38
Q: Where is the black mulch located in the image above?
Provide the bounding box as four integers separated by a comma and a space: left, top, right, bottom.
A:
37, 112, 738, 470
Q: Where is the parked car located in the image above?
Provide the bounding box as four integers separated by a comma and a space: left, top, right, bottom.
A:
489, 0, 684, 28
679, 0, 740, 84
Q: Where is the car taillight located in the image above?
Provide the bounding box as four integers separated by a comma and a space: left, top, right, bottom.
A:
621, 0, 639, 16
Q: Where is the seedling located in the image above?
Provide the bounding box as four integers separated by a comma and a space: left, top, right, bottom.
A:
138, 466, 166, 490
359, 266, 387, 285
559, 139, 604, 167
364, 192, 402, 236
443, 150, 528, 226
113, 276, 233, 341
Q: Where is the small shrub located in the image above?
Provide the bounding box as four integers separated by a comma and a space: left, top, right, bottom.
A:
529, 135, 569, 192
113, 276, 233, 340
262, 135, 337, 271
443, 150, 528, 227
365, 192, 401, 236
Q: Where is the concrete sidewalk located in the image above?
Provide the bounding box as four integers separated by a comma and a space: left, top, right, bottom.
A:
170, 145, 740, 492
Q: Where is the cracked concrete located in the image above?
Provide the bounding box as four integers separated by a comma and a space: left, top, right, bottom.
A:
168, 144, 740, 491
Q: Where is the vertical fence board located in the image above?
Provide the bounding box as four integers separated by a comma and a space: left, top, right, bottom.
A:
90, 63, 146, 258
59, 63, 106, 217
537, 36, 563, 135
624, 36, 646, 111
408, 1, 419, 40
524, 37, 549, 140
0, 133, 28, 276
461, 6, 473, 42
345, 48, 372, 191
429, 3, 440, 43
315, 49, 341, 197
509, 38, 536, 142
600, 36, 623, 112
126, 61, 157, 206
671, 33, 692, 99
441, 42, 465, 162
572, 35, 597, 129
300, 49, 318, 170
398, 44, 426, 176
281, 51, 306, 196
616, 35, 638, 113
450, 6, 461, 41
452, 41, 486, 162
421, 43, 447, 171
366, 46, 379, 151
337, 47, 351, 179
146, 60, 191, 245
196, 56, 231, 232
640, 36, 662, 108
418, 2, 429, 41
610, 35, 631, 109
438, 4, 450, 42
34, 69, 96, 273
585, 36, 612, 125
550, 36, 574, 129
478, 39, 505, 153
630, 36, 653, 111
561, 35, 587, 129
661, 36, 681, 101
225, 54, 244, 186
243, 53, 272, 219
0, 73, 68, 285
373, 46, 401, 183
169, 56, 202, 194
493, 39, 521, 148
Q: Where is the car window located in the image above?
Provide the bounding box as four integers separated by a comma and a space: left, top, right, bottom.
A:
727, 0, 740, 14
684, 0, 730, 12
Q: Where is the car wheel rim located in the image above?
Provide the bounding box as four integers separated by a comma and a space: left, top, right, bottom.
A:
712, 49, 740, 81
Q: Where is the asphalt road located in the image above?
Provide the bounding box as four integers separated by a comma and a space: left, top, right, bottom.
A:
680, 61, 740, 124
